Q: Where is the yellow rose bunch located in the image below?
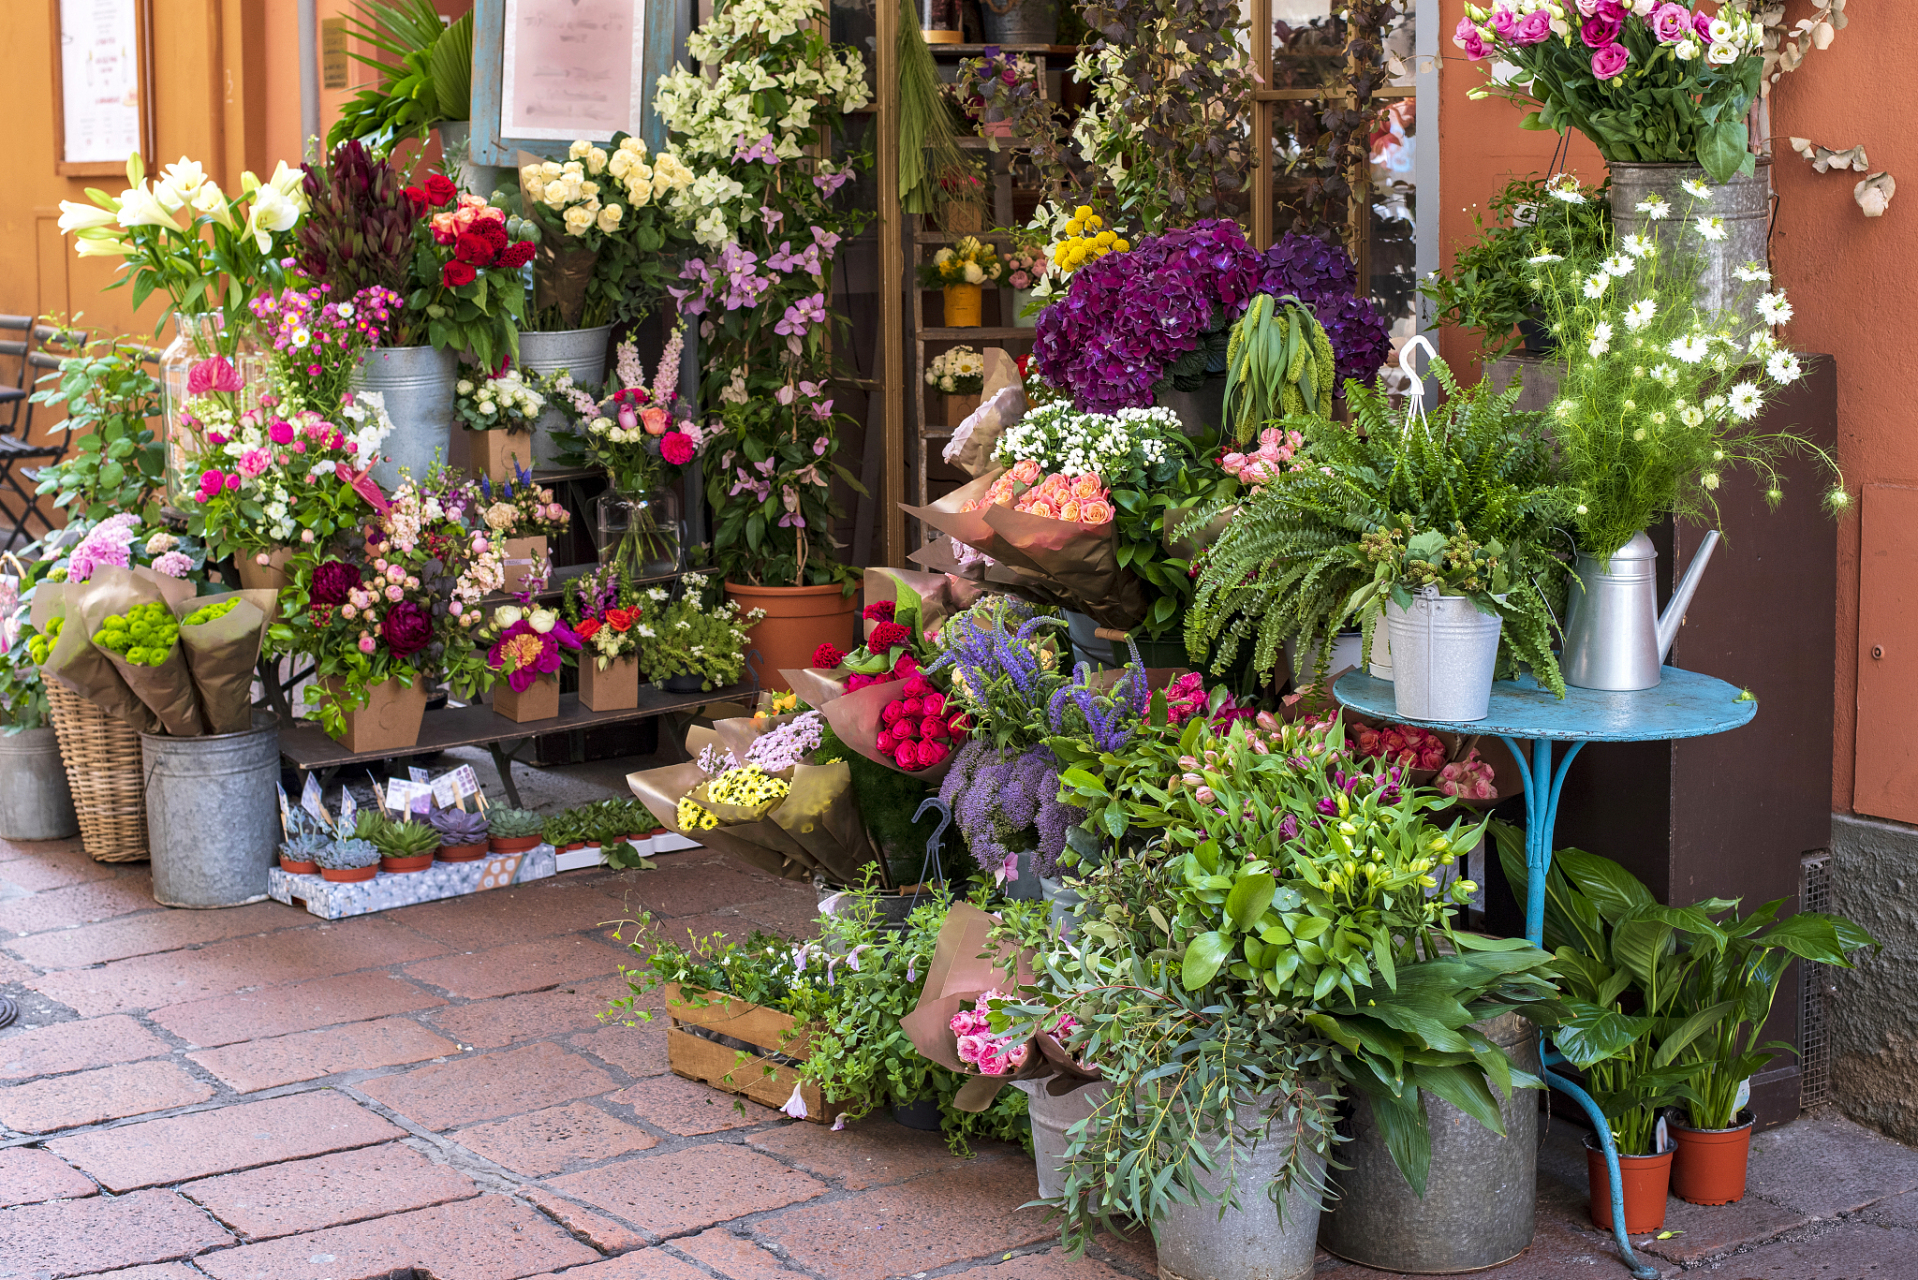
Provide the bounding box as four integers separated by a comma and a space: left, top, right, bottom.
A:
1050, 206, 1130, 276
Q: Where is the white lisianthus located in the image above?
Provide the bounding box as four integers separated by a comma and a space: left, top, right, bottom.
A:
1693, 216, 1727, 242
1706, 40, 1738, 65
1675, 39, 1701, 60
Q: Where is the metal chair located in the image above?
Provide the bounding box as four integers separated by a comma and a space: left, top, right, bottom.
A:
0, 315, 31, 434
1, 323, 88, 549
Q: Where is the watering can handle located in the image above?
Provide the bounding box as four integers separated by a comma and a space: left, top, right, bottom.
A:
1399, 335, 1438, 435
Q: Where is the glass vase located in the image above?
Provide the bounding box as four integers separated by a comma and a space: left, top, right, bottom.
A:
158, 313, 269, 508
594, 486, 683, 579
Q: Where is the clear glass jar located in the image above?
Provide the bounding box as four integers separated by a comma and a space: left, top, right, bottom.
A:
594, 486, 683, 579
158, 313, 268, 507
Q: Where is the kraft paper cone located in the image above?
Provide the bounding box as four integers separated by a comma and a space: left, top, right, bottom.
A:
943, 381, 1026, 478
818, 680, 957, 784
172, 589, 278, 736
36, 579, 162, 735
72, 566, 204, 737
782, 667, 852, 708
860, 566, 991, 643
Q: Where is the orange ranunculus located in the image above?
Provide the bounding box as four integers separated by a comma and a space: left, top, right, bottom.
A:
1078, 499, 1113, 524
606, 607, 637, 632
575, 617, 603, 639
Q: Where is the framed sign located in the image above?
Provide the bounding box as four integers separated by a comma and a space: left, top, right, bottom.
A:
471, 0, 681, 165
50, 0, 153, 177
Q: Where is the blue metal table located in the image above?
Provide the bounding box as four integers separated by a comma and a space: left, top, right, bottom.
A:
1334, 667, 1756, 1279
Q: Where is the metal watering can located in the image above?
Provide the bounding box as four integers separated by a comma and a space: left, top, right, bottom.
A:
1561, 530, 1719, 691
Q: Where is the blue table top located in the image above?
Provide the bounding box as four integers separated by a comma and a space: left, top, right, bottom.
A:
1332, 667, 1757, 743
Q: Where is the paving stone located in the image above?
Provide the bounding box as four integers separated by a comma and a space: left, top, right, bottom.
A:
455, 1101, 657, 1177
0, 1146, 97, 1206
619, 863, 794, 920
402, 935, 630, 1001
746, 1115, 983, 1190
0, 873, 158, 936
0, 845, 116, 893
1638, 1188, 1811, 1265
1085, 1227, 1158, 1278
48, 1088, 403, 1191
1709, 1219, 1918, 1278
0, 1189, 232, 1279
545, 1144, 826, 1238
753, 1157, 1058, 1280
612, 1073, 779, 1136
428, 974, 631, 1049
674, 1226, 808, 1279
357, 1041, 617, 1131
192, 1192, 599, 1280
27, 917, 449, 1017
390, 880, 636, 950
62, 1266, 206, 1280
518, 1184, 649, 1253
1744, 1111, 1918, 1218
0, 836, 55, 863
1866, 1187, 1918, 1228
567, 1020, 669, 1080
188, 1016, 459, 1093
150, 971, 447, 1048
181, 1141, 478, 1241
946, 1250, 1136, 1280
0, 1060, 216, 1133
0, 952, 36, 985
10, 900, 302, 970
0, 1013, 171, 1080
520, 1252, 709, 1280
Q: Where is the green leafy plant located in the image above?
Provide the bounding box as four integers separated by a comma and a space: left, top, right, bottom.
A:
1, 555, 54, 731
637, 572, 762, 690
30, 337, 165, 524
486, 807, 545, 840
1187, 362, 1572, 690
1345, 521, 1515, 634
1222, 294, 1336, 444
327, 1, 472, 152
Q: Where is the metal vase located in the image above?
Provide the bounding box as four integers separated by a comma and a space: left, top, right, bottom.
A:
1561, 529, 1719, 692
352, 344, 459, 492
518, 325, 614, 468
141, 713, 282, 908
1318, 1013, 1540, 1274
1608, 161, 1772, 320
1026, 1079, 1108, 1200
979, 0, 1060, 43
0, 726, 77, 841
1155, 373, 1228, 438
1152, 1107, 1328, 1280
1384, 592, 1502, 723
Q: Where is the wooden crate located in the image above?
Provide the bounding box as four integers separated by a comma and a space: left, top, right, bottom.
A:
662, 983, 840, 1124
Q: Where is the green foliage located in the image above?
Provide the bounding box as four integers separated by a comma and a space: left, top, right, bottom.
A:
1223, 294, 1336, 444
1186, 361, 1572, 692
1418, 174, 1611, 360
815, 723, 974, 884
327, 1, 473, 151
31, 338, 165, 524
486, 806, 546, 839
637, 572, 760, 690
0, 556, 54, 731
703, 396, 866, 589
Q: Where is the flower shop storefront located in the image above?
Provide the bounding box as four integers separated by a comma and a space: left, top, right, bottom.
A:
0, 0, 1911, 1276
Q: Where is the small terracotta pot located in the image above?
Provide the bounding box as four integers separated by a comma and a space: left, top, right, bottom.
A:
379, 852, 434, 874
279, 857, 318, 875
1671, 1112, 1754, 1205
320, 864, 377, 883
489, 835, 541, 854
1585, 1133, 1674, 1234
562, 841, 585, 852
437, 841, 489, 862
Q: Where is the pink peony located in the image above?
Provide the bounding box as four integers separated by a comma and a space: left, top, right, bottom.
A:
268, 419, 295, 445
1592, 41, 1631, 79
238, 449, 271, 479
955, 1033, 988, 1064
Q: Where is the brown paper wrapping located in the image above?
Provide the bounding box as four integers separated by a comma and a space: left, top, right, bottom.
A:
817, 680, 958, 784
173, 590, 278, 736
71, 566, 204, 737
782, 667, 853, 709
627, 720, 879, 885
33, 578, 159, 735
859, 566, 992, 643
943, 380, 1027, 478
900, 902, 1100, 1110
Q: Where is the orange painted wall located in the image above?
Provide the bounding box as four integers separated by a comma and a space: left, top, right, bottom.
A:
1436, 0, 1909, 816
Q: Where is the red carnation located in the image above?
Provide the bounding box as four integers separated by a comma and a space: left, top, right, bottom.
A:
455, 231, 495, 265
441, 260, 477, 288
500, 240, 537, 269
813, 642, 844, 669
921, 692, 945, 718
868, 621, 910, 650
423, 174, 458, 206
660, 431, 696, 466
876, 729, 896, 754
864, 600, 895, 622
606, 607, 636, 633
879, 700, 906, 726
575, 617, 602, 640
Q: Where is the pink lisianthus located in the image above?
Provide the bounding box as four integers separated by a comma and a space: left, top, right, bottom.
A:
1651, 2, 1692, 42
268, 419, 295, 445
1488, 6, 1518, 38
1512, 9, 1554, 43
1581, 13, 1622, 46
1591, 41, 1631, 79
1453, 15, 1489, 58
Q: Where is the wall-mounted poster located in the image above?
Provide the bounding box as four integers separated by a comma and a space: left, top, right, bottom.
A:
499, 0, 648, 142
51, 0, 152, 176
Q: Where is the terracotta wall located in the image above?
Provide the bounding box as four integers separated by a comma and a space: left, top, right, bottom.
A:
1436, 0, 1913, 817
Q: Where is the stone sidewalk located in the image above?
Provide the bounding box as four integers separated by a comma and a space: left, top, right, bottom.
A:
3, 834, 1917, 1280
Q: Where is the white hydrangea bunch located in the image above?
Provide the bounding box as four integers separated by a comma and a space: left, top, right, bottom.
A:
993, 402, 1179, 486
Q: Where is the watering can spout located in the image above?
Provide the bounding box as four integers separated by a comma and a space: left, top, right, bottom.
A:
1656, 530, 1719, 662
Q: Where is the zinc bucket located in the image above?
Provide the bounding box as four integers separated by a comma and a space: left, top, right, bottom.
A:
1153, 1098, 1328, 1280
518, 325, 614, 468
1384, 591, 1502, 722
353, 344, 459, 492
141, 713, 282, 908
1027, 1080, 1108, 1200
0, 726, 78, 841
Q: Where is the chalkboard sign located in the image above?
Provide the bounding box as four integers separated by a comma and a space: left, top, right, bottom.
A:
51, 0, 153, 176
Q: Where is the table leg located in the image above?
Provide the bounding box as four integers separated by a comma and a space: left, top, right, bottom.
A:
487, 740, 527, 808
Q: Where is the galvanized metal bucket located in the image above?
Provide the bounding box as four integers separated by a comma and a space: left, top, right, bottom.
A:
352, 344, 459, 492
0, 726, 78, 841
979, 0, 1059, 43
519, 326, 614, 468
1384, 592, 1501, 722
1041, 875, 1084, 939
1026, 1079, 1108, 1200
1284, 630, 1365, 685
1318, 1013, 1540, 1273
1608, 161, 1771, 320
1153, 1107, 1328, 1280
141, 713, 282, 908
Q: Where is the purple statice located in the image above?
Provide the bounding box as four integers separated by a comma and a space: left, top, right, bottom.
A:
939, 739, 1072, 883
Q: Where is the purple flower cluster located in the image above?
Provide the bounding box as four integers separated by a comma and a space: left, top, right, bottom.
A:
1044, 651, 1148, 755
1034, 222, 1393, 412
938, 739, 1073, 883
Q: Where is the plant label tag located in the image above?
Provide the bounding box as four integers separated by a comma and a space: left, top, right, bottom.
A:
409, 767, 429, 783
430, 773, 461, 809
275, 783, 291, 836
339, 788, 357, 826
300, 774, 330, 827
1654, 1115, 1670, 1153
1734, 1077, 1751, 1113
453, 765, 483, 798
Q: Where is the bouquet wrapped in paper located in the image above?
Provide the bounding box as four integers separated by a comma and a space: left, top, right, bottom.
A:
628, 710, 877, 884
73, 567, 206, 736
170, 590, 279, 735
35, 566, 199, 735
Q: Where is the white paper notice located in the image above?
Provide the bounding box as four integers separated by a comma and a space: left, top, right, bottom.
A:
500, 0, 647, 142
58, 0, 141, 165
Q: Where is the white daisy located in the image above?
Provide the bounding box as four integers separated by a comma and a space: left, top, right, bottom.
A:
1625, 299, 1658, 331
1588, 321, 1614, 357
1603, 254, 1636, 278
1668, 334, 1711, 364
1727, 382, 1763, 421
1636, 197, 1672, 221
1767, 351, 1803, 384
1681, 178, 1713, 200
1622, 233, 1657, 258
1732, 263, 1771, 283
1546, 176, 1587, 204
1695, 216, 1728, 242
1583, 272, 1612, 300
1757, 291, 1794, 324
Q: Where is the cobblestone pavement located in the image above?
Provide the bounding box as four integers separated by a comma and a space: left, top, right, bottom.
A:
3, 834, 1916, 1280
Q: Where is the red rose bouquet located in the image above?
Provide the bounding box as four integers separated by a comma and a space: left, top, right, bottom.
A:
401, 176, 535, 371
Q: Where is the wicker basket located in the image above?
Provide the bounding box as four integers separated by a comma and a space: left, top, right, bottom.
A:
45, 683, 148, 863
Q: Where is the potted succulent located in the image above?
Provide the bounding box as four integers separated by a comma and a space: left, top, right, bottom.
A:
313, 833, 381, 883
487, 806, 545, 854
428, 805, 491, 862
361, 812, 439, 873
277, 824, 325, 876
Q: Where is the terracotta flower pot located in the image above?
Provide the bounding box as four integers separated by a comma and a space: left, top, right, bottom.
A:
1585, 1133, 1674, 1234
725, 581, 858, 694
501, 535, 548, 595
470, 428, 536, 483
320, 864, 377, 883
562, 841, 585, 852
492, 672, 560, 722
943, 283, 983, 327
1672, 1112, 1755, 1206
379, 852, 434, 874
437, 841, 488, 862
322, 676, 428, 755
579, 655, 640, 712
279, 856, 318, 875
489, 835, 541, 854
237, 546, 295, 592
